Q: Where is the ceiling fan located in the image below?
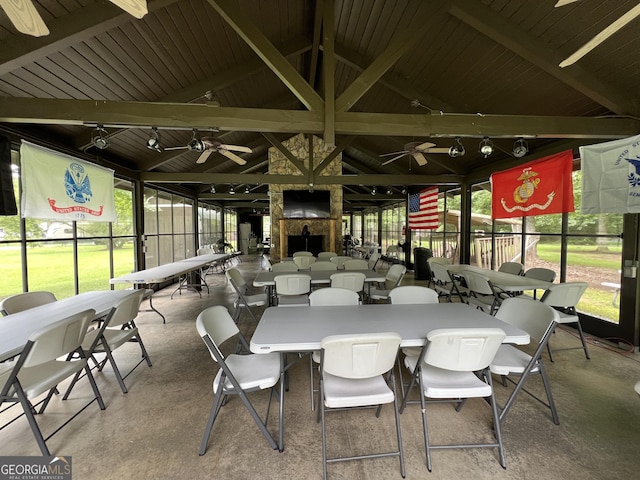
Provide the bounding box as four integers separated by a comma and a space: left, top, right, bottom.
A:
0, 0, 148, 37
164, 130, 252, 165
556, 0, 640, 67
379, 141, 455, 166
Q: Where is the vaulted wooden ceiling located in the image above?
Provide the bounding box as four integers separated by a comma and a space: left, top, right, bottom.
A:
1, 0, 639, 213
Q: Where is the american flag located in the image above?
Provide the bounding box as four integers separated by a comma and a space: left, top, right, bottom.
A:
408, 187, 438, 230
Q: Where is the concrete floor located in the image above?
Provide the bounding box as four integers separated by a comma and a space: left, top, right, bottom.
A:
1, 254, 640, 479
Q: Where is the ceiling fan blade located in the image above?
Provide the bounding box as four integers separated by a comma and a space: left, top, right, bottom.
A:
414, 142, 436, 151
559, 3, 640, 67
109, 0, 148, 18
555, 0, 580, 6
220, 144, 252, 153
163, 145, 190, 151
196, 150, 213, 164
424, 147, 451, 154
220, 149, 247, 165
0, 0, 49, 36
412, 152, 428, 166
379, 150, 408, 157
382, 153, 406, 166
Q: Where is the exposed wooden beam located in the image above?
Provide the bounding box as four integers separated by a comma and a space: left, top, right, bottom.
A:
2, 97, 638, 139
308, 0, 324, 87
0, 0, 179, 77
448, 0, 639, 117
206, 0, 324, 112
314, 136, 355, 176
323, 0, 336, 146
262, 132, 309, 176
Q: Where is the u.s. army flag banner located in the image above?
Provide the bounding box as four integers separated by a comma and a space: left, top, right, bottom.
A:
580, 134, 640, 214
20, 141, 116, 222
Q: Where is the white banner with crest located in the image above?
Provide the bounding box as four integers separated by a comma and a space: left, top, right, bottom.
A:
20, 141, 116, 222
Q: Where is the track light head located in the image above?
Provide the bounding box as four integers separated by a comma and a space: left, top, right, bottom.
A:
146, 127, 162, 152
91, 125, 109, 150
245, 185, 250, 194
448, 137, 465, 157
513, 138, 529, 158
479, 137, 494, 158
210, 185, 216, 194
371, 186, 377, 196
229, 185, 235, 195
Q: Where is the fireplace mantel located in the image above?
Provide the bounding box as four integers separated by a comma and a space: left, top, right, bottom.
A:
279, 218, 336, 258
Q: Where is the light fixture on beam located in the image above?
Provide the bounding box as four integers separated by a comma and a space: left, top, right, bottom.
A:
229, 185, 235, 195
512, 138, 529, 158
371, 186, 377, 196
245, 185, 250, 194
146, 127, 162, 152
479, 137, 494, 158
448, 137, 465, 157
91, 125, 109, 150
210, 185, 216, 194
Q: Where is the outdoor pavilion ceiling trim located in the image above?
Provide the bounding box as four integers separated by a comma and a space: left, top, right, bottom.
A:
206, 0, 324, 112
0, 0, 180, 77
448, 0, 639, 117
141, 172, 462, 186
1, 97, 638, 139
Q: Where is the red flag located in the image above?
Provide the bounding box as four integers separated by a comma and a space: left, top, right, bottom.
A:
491, 150, 574, 219
408, 187, 438, 230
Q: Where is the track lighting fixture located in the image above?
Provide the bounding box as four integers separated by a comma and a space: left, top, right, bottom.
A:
448, 137, 465, 157
479, 137, 494, 158
210, 185, 216, 194
387, 188, 392, 195
91, 125, 109, 150
401, 187, 407, 195
229, 185, 235, 195
146, 127, 162, 152
188, 129, 204, 152
245, 185, 250, 194
371, 186, 377, 196
512, 138, 529, 158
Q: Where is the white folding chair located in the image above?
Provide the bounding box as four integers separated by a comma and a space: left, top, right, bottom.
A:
490, 297, 560, 425
498, 262, 524, 276
274, 273, 312, 306
368, 252, 381, 271
319, 332, 404, 480
540, 282, 590, 360
520, 267, 557, 299
317, 252, 337, 262
307, 288, 361, 411
368, 264, 406, 303
270, 262, 299, 272
226, 267, 268, 323
329, 255, 352, 268
342, 259, 369, 270
329, 271, 366, 300
0, 291, 57, 316
309, 261, 338, 272
430, 263, 467, 302
427, 257, 452, 288
64, 290, 150, 395
462, 271, 503, 315
293, 251, 314, 258
293, 255, 316, 270
196, 306, 281, 455
400, 328, 507, 471
0, 309, 105, 455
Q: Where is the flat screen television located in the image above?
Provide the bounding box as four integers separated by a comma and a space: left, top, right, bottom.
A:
283, 190, 331, 218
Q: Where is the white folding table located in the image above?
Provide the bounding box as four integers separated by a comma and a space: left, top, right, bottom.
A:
0, 290, 140, 363
250, 303, 530, 451
447, 264, 551, 293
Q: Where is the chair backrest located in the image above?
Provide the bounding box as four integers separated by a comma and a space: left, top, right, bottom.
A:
330, 256, 352, 267
309, 261, 338, 271
385, 264, 406, 289
330, 272, 366, 292
389, 286, 439, 305
386, 245, 399, 257
196, 306, 239, 363
197, 247, 213, 256
317, 252, 337, 261
275, 274, 312, 295
293, 251, 314, 258
427, 257, 452, 266
343, 259, 369, 270
540, 282, 588, 309
498, 262, 524, 275
0, 291, 57, 315
226, 267, 248, 292
320, 332, 401, 379
309, 287, 360, 306
430, 263, 452, 285
21, 309, 95, 368
368, 252, 381, 270
495, 297, 559, 343
423, 328, 506, 372
103, 290, 145, 329
462, 271, 495, 296
270, 262, 299, 272
524, 267, 557, 283
293, 255, 316, 269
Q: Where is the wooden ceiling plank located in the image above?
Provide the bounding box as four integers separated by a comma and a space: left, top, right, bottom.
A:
0, 0, 180, 77
206, 0, 324, 112
448, 0, 638, 116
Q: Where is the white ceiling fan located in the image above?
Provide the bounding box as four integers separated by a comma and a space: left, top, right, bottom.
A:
0, 0, 148, 37
379, 141, 459, 166
556, 0, 640, 67
164, 130, 252, 165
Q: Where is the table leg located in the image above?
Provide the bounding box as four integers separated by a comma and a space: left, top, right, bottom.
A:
278, 352, 285, 452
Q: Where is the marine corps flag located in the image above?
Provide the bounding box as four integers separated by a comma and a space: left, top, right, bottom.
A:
491, 150, 574, 219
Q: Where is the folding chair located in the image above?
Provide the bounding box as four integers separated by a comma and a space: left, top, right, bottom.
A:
293, 255, 316, 270
462, 271, 504, 315
342, 259, 369, 270
196, 306, 281, 455
368, 264, 406, 303
490, 297, 560, 424
64, 290, 150, 395
498, 262, 524, 275
274, 273, 312, 306
0, 291, 57, 316
226, 267, 268, 323
0, 309, 105, 455
317, 252, 338, 261
329, 271, 366, 301
400, 328, 507, 471
319, 332, 404, 480
430, 263, 466, 302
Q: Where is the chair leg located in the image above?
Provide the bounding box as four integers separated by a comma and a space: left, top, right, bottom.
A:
15, 386, 50, 456
575, 320, 591, 359
485, 371, 506, 469
418, 373, 432, 472
199, 388, 225, 455
309, 355, 315, 411
390, 370, 406, 478
538, 363, 560, 425
320, 378, 328, 480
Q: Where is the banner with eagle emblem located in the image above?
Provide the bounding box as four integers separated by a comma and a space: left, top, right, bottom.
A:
20, 141, 116, 222
490, 150, 574, 219
579, 134, 640, 214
